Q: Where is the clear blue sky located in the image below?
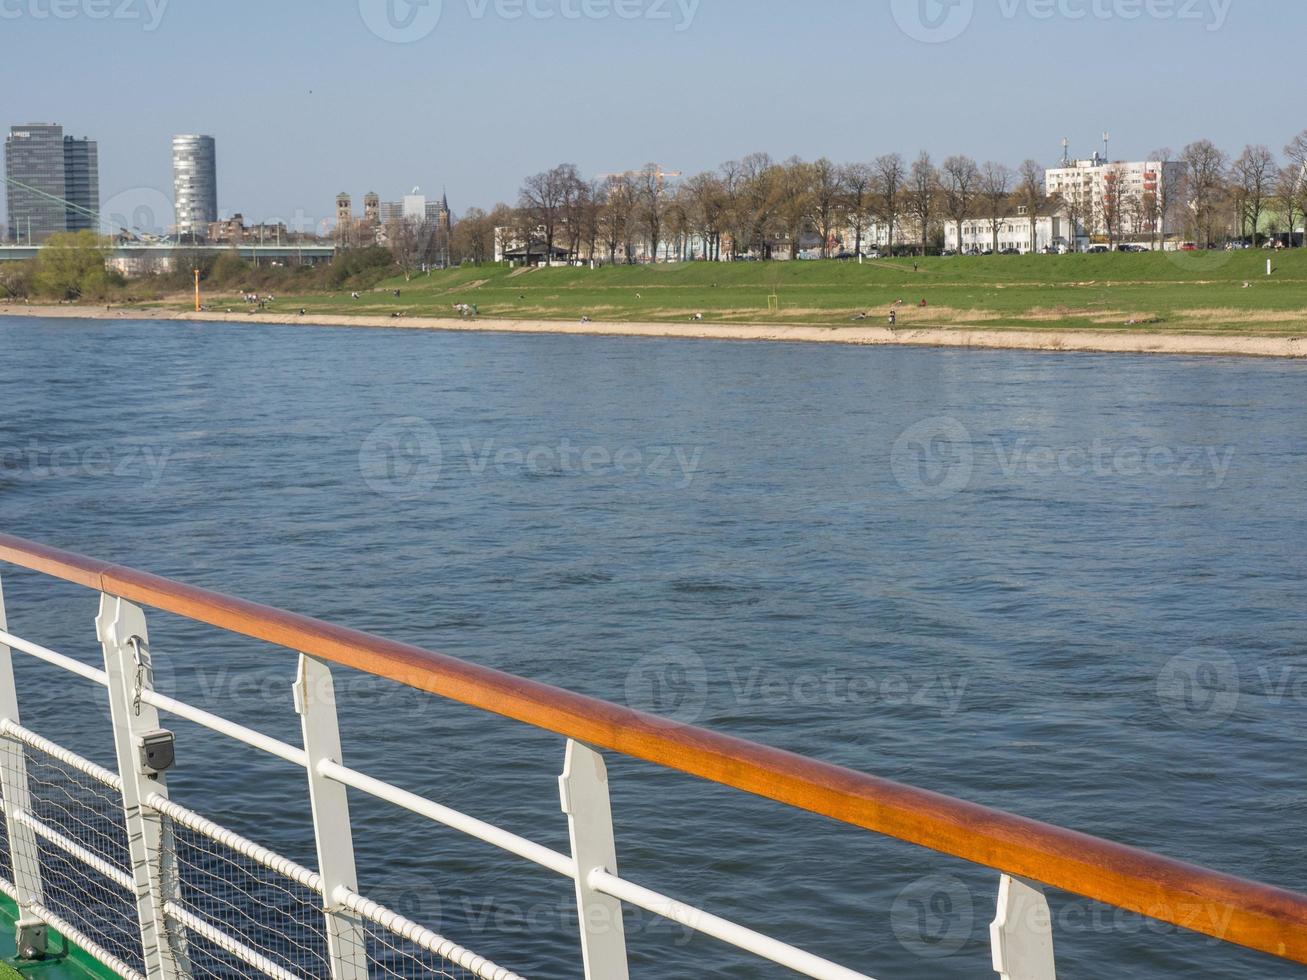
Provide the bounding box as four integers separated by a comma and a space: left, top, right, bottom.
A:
2, 0, 1302, 232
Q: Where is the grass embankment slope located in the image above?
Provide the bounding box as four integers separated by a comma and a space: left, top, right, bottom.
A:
185, 251, 1307, 336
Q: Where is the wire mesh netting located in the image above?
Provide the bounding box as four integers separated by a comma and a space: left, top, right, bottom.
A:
0, 730, 523, 980
0, 739, 145, 973
359, 921, 483, 980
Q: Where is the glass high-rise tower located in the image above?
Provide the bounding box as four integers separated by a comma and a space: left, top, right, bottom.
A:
4, 124, 100, 243
171, 135, 218, 239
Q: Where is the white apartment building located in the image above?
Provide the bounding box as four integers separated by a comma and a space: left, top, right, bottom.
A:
1045, 154, 1184, 240
942, 202, 1081, 254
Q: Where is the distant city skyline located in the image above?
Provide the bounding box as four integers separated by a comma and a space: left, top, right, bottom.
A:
0, 0, 1301, 231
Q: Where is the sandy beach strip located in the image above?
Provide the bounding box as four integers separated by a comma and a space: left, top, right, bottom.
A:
3, 304, 1304, 359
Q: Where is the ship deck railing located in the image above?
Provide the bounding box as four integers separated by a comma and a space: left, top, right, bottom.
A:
0, 532, 1302, 979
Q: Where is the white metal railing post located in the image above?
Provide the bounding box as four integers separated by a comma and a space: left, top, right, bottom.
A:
990, 875, 1057, 980
97, 594, 189, 980
0, 572, 47, 957
294, 654, 366, 980
559, 739, 629, 979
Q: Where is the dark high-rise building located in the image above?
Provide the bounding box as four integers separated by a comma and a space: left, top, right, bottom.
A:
4, 124, 99, 244
4, 124, 99, 243
62, 136, 100, 234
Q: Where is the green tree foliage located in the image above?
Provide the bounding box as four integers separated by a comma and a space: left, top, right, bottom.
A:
32, 231, 122, 300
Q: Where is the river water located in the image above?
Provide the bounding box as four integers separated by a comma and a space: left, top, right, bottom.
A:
1, 316, 1304, 978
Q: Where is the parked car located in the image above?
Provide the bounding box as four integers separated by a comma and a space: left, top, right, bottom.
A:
999, 248, 1021, 255
1086, 244, 1111, 254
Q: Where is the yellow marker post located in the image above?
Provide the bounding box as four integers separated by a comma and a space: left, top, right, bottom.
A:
193, 268, 201, 312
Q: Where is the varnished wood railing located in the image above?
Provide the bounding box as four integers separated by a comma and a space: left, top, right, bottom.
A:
1, 532, 1303, 965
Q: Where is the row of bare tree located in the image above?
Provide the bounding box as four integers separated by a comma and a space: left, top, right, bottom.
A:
439, 134, 1307, 264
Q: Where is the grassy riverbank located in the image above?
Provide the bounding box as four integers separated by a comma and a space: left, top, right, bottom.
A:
170, 250, 1307, 336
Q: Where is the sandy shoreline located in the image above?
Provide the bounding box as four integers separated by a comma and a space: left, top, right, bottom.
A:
3, 304, 1304, 358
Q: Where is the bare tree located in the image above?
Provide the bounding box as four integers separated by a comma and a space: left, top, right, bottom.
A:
386, 216, 428, 279
684, 171, 726, 261
906, 152, 939, 256
1231, 145, 1279, 246
776, 157, 814, 259
873, 153, 906, 254
519, 164, 578, 265
637, 163, 670, 262
1274, 168, 1301, 250
941, 155, 980, 254
1016, 160, 1045, 253
1145, 148, 1175, 250
843, 163, 873, 258
1181, 140, 1230, 247
810, 158, 845, 258
451, 206, 494, 265
738, 153, 780, 258
978, 161, 1013, 254
598, 175, 634, 265
1284, 131, 1307, 246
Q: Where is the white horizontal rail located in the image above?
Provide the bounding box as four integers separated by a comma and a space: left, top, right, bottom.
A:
142, 792, 322, 891
137, 689, 308, 768
0, 630, 108, 687
145, 792, 527, 980
0, 720, 122, 789
0, 870, 146, 980
335, 888, 527, 980
590, 869, 876, 980
319, 759, 575, 879
12, 809, 135, 892
163, 901, 300, 980
31, 897, 147, 980
0, 628, 881, 980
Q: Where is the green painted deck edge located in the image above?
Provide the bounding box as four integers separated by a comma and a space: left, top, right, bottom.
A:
0, 894, 124, 980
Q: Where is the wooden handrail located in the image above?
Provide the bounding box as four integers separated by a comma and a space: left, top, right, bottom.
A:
1, 532, 1304, 964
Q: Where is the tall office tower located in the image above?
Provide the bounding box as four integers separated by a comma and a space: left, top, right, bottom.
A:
5, 123, 99, 243
172, 134, 218, 239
